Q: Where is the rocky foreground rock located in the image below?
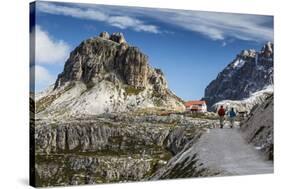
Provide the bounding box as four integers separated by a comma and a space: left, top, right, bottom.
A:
241, 94, 273, 160
34, 113, 219, 187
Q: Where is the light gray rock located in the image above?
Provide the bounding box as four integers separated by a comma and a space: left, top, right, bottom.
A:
34, 112, 220, 187
99, 31, 110, 39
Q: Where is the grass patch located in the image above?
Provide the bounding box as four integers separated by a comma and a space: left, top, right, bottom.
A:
154, 98, 163, 107
124, 86, 144, 96
35, 83, 75, 113
186, 112, 218, 120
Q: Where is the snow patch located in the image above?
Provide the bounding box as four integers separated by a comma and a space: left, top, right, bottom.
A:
232, 58, 245, 69
213, 85, 273, 113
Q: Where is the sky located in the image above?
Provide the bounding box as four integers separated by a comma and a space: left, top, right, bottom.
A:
30, 1, 273, 100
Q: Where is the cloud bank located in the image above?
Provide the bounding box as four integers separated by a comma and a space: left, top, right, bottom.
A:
30, 65, 55, 91
32, 25, 69, 91
35, 25, 70, 64
157, 10, 273, 42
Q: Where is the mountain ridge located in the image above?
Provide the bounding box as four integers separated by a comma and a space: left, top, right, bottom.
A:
202, 42, 273, 110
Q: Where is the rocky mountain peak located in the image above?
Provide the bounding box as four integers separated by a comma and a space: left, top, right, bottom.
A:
202, 42, 274, 110
261, 41, 273, 58
99, 31, 110, 39
239, 49, 256, 58
54, 31, 151, 90
110, 32, 126, 44
99, 31, 126, 44
37, 32, 185, 117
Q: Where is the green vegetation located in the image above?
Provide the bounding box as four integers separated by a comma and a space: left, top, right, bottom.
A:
186, 112, 218, 120
152, 90, 162, 98
153, 98, 163, 107
35, 83, 75, 113
36, 94, 59, 113
124, 86, 144, 96
35, 143, 173, 187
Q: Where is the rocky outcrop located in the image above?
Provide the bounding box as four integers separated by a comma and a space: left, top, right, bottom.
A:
35, 113, 217, 154
35, 153, 158, 186
150, 134, 220, 180
241, 94, 273, 160
99, 31, 110, 39
109, 32, 126, 44
116, 46, 148, 88
203, 42, 273, 110
34, 113, 218, 187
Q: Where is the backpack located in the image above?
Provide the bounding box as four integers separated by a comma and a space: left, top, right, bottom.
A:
218, 108, 225, 116
229, 110, 236, 118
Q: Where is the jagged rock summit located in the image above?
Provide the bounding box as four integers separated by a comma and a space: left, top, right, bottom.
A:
54, 31, 148, 89
36, 32, 185, 117
203, 42, 273, 110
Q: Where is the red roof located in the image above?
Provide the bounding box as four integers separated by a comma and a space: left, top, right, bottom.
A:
185, 100, 206, 107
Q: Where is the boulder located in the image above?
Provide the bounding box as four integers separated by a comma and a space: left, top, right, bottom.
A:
110, 32, 126, 44
99, 31, 110, 39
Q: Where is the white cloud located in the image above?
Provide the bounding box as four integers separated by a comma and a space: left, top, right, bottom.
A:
30, 65, 55, 91
108, 16, 159, 33
128, 9, 273, 42
37, 2, 160, 33
37, 2, 107, 21
35, 25, 70, 64
37, 2, 273, 43
86, 5, 273, 43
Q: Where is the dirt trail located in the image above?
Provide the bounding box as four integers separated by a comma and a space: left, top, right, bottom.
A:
194, 122, 273, 175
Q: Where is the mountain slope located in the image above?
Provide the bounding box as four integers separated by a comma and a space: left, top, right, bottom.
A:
212, 85, 273, 113
35, 32, 185, 118
241, 94, 273, 160
203, 42, 273, 110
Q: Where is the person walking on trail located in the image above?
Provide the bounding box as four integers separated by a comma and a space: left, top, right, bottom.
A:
228, 107, 237, 128
218, 105, 225, 128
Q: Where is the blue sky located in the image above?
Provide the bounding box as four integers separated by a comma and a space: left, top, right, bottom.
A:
30, 1, 273, 100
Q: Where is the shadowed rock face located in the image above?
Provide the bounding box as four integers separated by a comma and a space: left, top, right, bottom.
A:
203, 42, 273, 110
241, 94, 273, 160
109, 32, 126, 44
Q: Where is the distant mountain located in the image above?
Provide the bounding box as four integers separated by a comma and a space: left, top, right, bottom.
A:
203, 42, 273, 110
35, 32, 185, 118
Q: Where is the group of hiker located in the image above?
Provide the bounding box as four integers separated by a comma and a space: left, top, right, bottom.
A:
217, 105, 237, 128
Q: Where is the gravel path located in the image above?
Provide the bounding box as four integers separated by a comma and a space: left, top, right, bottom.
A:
194, 122, 273, 175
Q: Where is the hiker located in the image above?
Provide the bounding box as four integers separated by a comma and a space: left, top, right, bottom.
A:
217, 105, 225, 128
228, 107, 237, 128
